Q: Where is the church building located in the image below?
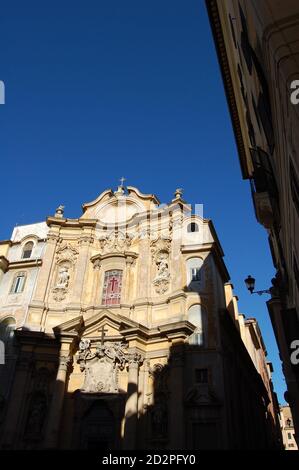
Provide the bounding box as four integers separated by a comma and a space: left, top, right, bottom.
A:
0, 185, 281, 449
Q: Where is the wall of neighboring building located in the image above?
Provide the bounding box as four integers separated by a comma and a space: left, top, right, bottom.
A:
0, 222, 48, 328
206, 0, 299, 443
280, 406, 298, 450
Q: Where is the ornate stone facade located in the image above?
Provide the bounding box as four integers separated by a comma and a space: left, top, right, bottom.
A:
0, 185, 282, 449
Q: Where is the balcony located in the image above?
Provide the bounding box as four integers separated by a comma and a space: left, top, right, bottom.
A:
250, 148, 280, 230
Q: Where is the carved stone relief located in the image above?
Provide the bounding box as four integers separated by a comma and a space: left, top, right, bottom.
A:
184, 384, 220, 406
98, 231, 134, 254
77, 339, 129, 394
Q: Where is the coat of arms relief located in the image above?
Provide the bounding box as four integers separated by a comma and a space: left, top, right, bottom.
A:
78, 338, 133, 394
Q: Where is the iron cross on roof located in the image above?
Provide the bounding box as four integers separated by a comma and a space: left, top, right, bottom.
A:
98, 325, 108, 345
119, 176, 126, 186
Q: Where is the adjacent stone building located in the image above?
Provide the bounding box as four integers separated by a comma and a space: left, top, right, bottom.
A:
280, 405, 298, 450
0, 185, 281, 449
206, 0, 299, 443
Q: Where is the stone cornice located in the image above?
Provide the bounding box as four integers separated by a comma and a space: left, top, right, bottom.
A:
91, 251, 138, 265
14, 329, 58, 347
46, 217, 98, 228
0, 240, 12, 246
0, 256, 9, 273
8, 258, 43, 270
205, 0, 250, 179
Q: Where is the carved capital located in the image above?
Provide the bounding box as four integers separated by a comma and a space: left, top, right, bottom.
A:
128, 351, 143, 367
78, 236, 94, 246
47, 233, 59, 243
92, 258, 102, 270
58, 355, 73, 372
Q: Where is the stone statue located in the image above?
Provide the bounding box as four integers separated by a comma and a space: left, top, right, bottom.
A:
25, 392, 47, 437
157, 258, 169, 278
56, 266, 69, 288
151, 398, 168, 438
153, 253, 170, 294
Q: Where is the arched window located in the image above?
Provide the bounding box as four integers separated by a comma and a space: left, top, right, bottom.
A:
102, 270, 123, 306
10, 272, 26, 294
186, 257, 203, 287
188, 304, 207, 346
187, 222, 199, 233
22, 241, 34, 259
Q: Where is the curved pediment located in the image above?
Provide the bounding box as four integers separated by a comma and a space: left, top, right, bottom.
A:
81, 186, 159, 224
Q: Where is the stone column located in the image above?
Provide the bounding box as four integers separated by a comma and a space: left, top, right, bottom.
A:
137, 238, 150, 299
168, 342, 185, 448
32, 234, 58, 304
137, 361, 149, 447
123, 352, 143, 449
125, 256, 135, 303
44, 352, 73, 448
91, 259, 101, 305
1, 352, 33, 449
70, 237, 92, 306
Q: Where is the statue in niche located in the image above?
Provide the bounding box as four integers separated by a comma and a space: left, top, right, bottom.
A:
56, 266, 70, 288
151, 398, 168, 438
157, 257, 169, 278
153, 252, 170, 294
149, 363, 169, 439
24, 391, 47, 438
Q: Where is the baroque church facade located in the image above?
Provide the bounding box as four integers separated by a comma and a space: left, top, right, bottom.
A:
0, 185, 281, 449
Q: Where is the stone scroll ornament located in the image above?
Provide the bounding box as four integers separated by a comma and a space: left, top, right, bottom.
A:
77, 339, 129, 394
98, 230, 134, 254
52, 243, 79, 302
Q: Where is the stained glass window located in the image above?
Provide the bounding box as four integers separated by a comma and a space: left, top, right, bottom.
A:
102, 270, 123, 306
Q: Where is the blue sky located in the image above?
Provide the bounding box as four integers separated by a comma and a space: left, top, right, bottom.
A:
0, 1, 285, 402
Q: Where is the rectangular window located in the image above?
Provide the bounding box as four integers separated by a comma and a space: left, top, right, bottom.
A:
195, 368, 208, 384
102, 270, 122, 306
10, 273, 25, 294
288, 432, 292, 439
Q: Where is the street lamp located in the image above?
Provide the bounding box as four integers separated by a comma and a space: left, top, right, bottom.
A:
244, 275, 271, 296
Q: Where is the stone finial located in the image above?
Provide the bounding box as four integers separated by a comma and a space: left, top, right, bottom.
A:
55, 205, 65, 218
174, 188, 183, 199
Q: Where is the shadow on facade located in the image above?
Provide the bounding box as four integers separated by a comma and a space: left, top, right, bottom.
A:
0, 254, 283, 450
0, 338, 282, 450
